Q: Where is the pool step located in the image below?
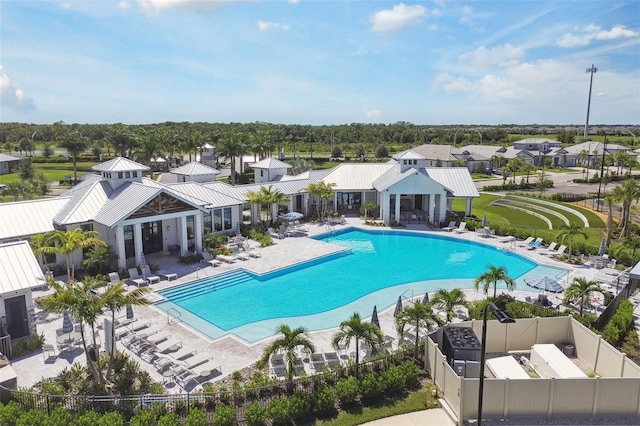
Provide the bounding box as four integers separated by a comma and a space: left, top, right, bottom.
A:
160, 270, 252, 303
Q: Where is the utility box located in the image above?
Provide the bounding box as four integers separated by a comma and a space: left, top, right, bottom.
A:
465, 360, 481, 378
453, 360, 466, 377
442, 326, 481, 366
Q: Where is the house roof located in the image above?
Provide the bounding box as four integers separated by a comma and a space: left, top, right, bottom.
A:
372, 167, 451, 193
423, 167, 480, 197
459, 145, 507, 158
0, 241, 45, 294
54, 178, 111, 225
248, 158, 291, 169
321, 164, 395, 190
0, 198, 71, 240
564, 141, 631, 156
410, 144, 461, 161
392, 149, 425, 160
171, 162, 220, 176
0, 153, 23, 162
167, 182, 246, 208
92, 157, 150, 172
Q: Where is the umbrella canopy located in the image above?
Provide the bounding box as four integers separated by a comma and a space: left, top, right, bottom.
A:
61, 312, 74, 333
126, 305, 134, 320
481, 213, 488, 228
282, 212, 303, 221
394, 296, 403, 317
524, 276, 564, 293
422, 292, 430, 304
371, 305, 380, 328
598, 238, 606, 256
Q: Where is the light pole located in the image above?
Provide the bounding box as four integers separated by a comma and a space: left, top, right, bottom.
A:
596, 136, 608, 212
477, 302, 515, 426
584, 64, 597, 142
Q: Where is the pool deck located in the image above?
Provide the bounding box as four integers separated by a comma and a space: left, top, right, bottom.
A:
14, 219, 625, 401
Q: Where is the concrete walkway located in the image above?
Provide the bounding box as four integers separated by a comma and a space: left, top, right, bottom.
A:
362, 408, 455, 426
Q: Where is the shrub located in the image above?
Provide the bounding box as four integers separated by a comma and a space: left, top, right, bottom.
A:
331, 146, 342, 158
183, 408, 207, 426
203, 232, 228, 249
16, 409, 47, 426
335, 376, 359, 408
382, 365, 405, 395
75, 411, 103, 426
157, 413, 180, 426
376, 144, 389, 158
313, 386, 337, 418
359, 372, 384, 402
46, 407, 72, 426
212, 404, 236, 426
178, 253, 204, 265
0, 401, 23, 426
287, 392, 311, 423
129, 410, 156, 426
399, 361, 420, 388
360, 201, 379, 219
97, 412, 125, 426
267, 397, 291, 426
244, 401, 267, 426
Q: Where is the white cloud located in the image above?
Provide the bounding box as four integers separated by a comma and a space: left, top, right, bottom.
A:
479, 74, 530, 100
288, 0, 300, 4
458, 44, 523, 69
118, 1, 130, 9
0, 66, 36, 113
139, 0, 225, 13
258, 21, 290, 31
370, 3, 427, 33
364, 109, 383, 120
433, 73, 474, 92
427, 23, 438, 31
556, 24, 638, 47
458, 5, 485, 34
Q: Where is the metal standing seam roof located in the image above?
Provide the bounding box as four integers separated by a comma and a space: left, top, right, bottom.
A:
0, 241, 46, 294
411, 144, 461, 161
202, 178, 317, 199
423, 167, 480, 198
248, 158, 292, 169
0, 153, 23, 162
0, 198, 71, 240
392, 149, 425, 160
170, 162, 221, 176
320, 163, 395, 191
167, 182, 246, 208
53, 180, 110, 225
92, 157, 150, 172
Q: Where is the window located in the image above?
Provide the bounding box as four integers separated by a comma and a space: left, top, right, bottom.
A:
118, 172, 123, 179
203, 213, 212, 234
186, 215, 195, 239
223, 208, 232, 230
213, 209, 222, 231
260, 170, 264, 177
413, 160, 417, 165
125, 172, 131, 178
133, 171, 138, 178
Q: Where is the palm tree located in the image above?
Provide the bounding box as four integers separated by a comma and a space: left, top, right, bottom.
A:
60, 130, 89, 182
621, 235, 640, 265
395, 302, 441, 360
563, 277, 605, 316
556, 223, 587, 261
217, 130, 247, 185
101, 281, 151, 380
431, 288, 468, 322
332, 312, 383, 377
36, 229, 107, 282
39, 278, 106, 383
474, 265, 516, 298
82, 244, 118, 275
247, 185, 290, 225
259, 324, 315, 382
306, 181, 336, 221
134, 129, 163, 179
604, 194, 616, 246
611, 179, 640, 238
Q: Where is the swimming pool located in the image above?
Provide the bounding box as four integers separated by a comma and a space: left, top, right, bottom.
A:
156, 228, 567, 342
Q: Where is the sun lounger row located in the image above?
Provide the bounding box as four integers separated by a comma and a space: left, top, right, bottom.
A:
442, 221, 468, 233
214, 244, 261, 263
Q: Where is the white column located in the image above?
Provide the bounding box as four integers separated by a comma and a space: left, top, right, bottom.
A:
465, 198, 473, 216
381, 192, 389, 223
179, 216, 188, 255
134, 223, 143, 266
195, 212, 203, 253
394, 193, 401, 223
428, 194, 435, 225
115, 226, 126, 270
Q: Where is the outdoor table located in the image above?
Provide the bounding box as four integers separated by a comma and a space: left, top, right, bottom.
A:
56, 331, 82, 345
157, 270, 178, 281
162, 369, 175, 385
590, 255, 608, 269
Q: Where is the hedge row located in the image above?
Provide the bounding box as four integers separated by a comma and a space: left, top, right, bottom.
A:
482, 180, 553, 192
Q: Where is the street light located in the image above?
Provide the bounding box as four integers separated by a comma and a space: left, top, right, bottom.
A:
477, 302, 515, 426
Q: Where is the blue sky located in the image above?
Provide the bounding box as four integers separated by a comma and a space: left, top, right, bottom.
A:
1, 0, 638, 125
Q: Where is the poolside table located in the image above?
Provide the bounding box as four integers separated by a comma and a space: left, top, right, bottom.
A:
157, 270, 178, 281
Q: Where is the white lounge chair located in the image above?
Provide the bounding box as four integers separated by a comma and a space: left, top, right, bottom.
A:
232, 246, 250, 261
268, 227, 284, 239
517, 237, 535, 247
201, 251, 222, 267
279, 225, 291, 238
108, 272, 122, 285
142, 265, 160, 284
243, 243, 261, 258
498, 235, 516, 243
542, 242, 557, 254
526, 238, 543, 250
293, 220, 309, 233
453, 222, 468, 233
127, 268, 149, 287
442, 221, 457, 232
216, 254, 236, 264
548, 245, 566, 258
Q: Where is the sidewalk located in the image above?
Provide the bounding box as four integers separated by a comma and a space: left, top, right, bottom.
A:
362, 408, 456, 426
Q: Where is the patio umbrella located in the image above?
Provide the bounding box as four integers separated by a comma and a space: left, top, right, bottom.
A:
422, 292, 430, 304
481, 213, 488, 228
61, 312, 74, 334
598, 238, 606, 256
394, 296, 403, 317
282, 212, 303, 221
126, 305, 134, 320
524, 276, 564, 293
371, 305, 380, 328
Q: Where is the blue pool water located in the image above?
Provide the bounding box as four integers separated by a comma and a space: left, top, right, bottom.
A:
156, 229, 566, 342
